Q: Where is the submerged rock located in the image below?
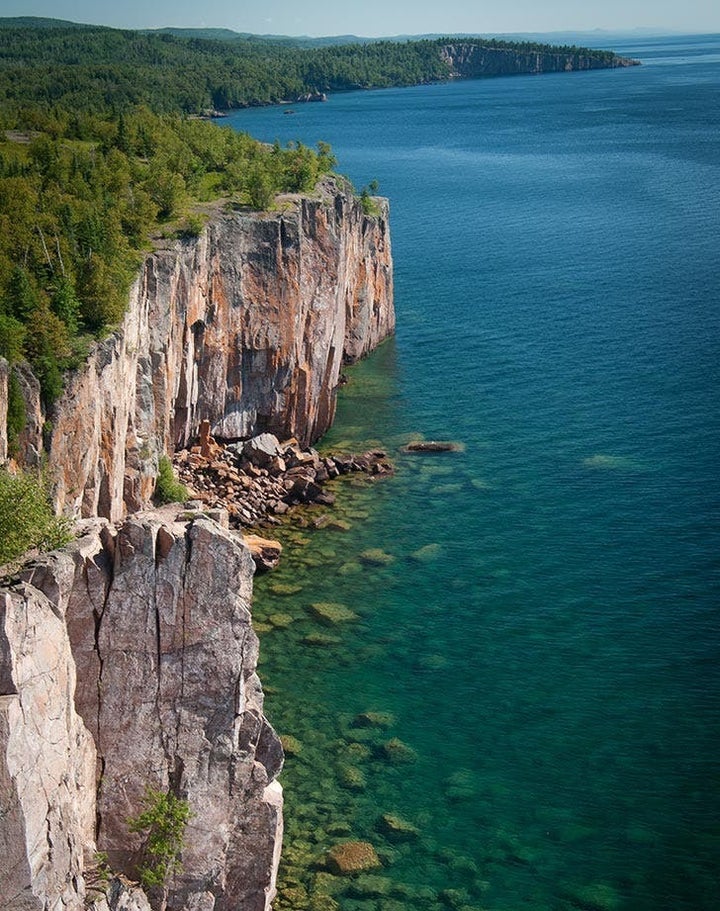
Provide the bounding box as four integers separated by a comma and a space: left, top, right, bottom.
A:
377, 814, 420, 841
325, 842, 382, 875
337, 764, 367, 791
309, 601, 358, 625
408, 543, 442, 563
402, 440, 464, 453
360, 548, 395, 567
352, 711, 396, 729
380, 738, 418, 764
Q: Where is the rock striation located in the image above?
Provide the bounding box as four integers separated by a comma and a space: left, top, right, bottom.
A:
0, 179, 393, 523
2, 514, 283, 911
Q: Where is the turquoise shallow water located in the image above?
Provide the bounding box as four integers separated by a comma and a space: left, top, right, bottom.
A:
229, 36, 720, 911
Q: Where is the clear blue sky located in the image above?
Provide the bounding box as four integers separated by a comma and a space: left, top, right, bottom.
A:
1, 0, 718, 36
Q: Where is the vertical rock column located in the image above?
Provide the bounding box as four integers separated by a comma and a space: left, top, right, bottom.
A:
62, 515, 284, 911
0, 567, 97, 911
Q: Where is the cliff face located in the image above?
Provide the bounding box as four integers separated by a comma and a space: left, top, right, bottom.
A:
440, 43, 639, 77
0, 181, 393, 522
3, 514, 283, 911
1, 561, 97, 910
0, 182, 394, 911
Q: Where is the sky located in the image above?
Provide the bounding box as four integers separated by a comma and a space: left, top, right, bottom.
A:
1, 0, 718, 37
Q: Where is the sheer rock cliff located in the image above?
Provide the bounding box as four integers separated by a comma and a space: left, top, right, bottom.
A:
0, 181, 393, 521
440, 43, 640, 76
2, 514, 284, 911
0, 184, 394, 911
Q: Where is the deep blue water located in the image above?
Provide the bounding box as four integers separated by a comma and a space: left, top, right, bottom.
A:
228, 36, 720, 911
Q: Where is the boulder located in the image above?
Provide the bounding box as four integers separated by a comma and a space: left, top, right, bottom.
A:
243, 534, 283, 571
242, 433, 283, 468
325, 842, 382, 875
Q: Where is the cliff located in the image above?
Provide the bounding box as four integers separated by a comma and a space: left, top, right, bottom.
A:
0, 182, 394, 910
440, 43, 639, 77
2, 513, 282, 911
0, 179, 393, 522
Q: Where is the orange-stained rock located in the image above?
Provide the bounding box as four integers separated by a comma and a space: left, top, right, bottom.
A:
243, 534, 283, 571
0, 179, 393, 522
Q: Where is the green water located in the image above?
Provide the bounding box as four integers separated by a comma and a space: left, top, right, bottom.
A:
237, 34, 720, 911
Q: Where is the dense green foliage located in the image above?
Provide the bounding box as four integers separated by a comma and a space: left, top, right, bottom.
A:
0, 109, 335, 406
0, 23, 619, 117
0, 468, 71, 565
0, 20, 618, 413
154, 456, 189, 505
128, 788, 191, 900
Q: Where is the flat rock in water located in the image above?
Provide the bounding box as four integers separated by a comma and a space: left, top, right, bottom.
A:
325, 841, 382, 875
402, 440, 463, 453
309, 601, 358, 625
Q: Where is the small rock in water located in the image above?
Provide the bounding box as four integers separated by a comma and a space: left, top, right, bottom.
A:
402, 440, 464, 453
377, 813, 420, 841
268, 612, 294, 628
565, 883, 621, 911
380, 738, 418, 764
360, 548, 395, 567
352, 711, 396, 729
418, 653, 449, 671
280, 734, 303, 755
337, 764, 366, 790
325, 841, 382, 875
309, 601, 358, 625
270, 582, 303, 596
408, 543, 442, 563
242, 534, 282, 571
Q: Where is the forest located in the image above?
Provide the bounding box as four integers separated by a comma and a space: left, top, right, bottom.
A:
0, 20, 619, 449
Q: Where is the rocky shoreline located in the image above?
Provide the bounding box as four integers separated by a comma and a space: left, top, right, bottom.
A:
173, 421, 394, 538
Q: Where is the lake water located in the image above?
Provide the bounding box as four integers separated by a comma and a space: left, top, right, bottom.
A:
228, 35, 720, 911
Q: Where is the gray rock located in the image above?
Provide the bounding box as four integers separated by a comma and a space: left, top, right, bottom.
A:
1, 515, 284, 911
243, 433, 283, 467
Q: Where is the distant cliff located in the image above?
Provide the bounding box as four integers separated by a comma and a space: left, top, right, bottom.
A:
440, 42, 639, 77
0, 178, 394, 521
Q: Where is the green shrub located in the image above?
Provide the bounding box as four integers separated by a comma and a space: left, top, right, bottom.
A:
154, 455, 188, 505
0, 468, 71, 566
128, 788, 192, 901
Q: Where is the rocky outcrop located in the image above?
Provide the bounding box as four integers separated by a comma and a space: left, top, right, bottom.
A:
1, 180, 393, 523
0, 566, 97, 911
0, 181, 393, 911
1, 513, 283, 911
440, 43, 639, 77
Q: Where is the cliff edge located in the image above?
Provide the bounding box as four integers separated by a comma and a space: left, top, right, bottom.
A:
0, 178, 394, 521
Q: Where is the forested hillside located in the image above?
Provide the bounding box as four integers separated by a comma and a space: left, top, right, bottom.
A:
0, 18, 626, 449
0, 22, 622, 115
